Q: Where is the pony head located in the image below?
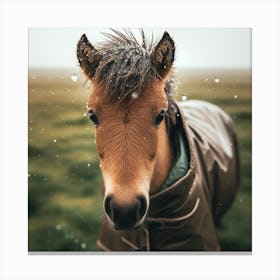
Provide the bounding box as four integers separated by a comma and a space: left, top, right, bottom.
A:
77, 30, 176, 230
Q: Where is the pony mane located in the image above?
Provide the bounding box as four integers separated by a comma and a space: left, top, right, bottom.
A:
91, 29, 178, 126
93, 29, 156, 101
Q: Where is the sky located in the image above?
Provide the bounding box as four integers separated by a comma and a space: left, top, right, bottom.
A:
29, 28, 251, 69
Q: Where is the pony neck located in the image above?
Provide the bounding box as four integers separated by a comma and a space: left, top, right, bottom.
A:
150, 119, 175, 194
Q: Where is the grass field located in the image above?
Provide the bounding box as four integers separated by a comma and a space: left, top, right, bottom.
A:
28, 68, 251, 251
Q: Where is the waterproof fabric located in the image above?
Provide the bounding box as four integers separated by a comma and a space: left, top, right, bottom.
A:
97, 100, 240, 251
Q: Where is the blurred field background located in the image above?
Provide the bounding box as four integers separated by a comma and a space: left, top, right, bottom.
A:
28, 68, 251, 251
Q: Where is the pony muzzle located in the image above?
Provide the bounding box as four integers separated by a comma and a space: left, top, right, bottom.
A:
104, 195, 148, 230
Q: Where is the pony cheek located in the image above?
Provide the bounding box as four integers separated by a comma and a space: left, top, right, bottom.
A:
144, 159, 157, 185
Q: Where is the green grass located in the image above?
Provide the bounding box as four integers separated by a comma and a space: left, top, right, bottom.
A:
28, 69, 251, 251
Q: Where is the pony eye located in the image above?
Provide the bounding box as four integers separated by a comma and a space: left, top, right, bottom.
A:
88, 109, 99, 127
154, 110, 166, 127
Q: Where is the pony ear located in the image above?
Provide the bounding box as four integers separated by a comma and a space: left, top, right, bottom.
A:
151, 32, 175, 79
77, 34, 102, 80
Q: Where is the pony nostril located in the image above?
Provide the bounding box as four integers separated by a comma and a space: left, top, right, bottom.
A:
104, 195, 113, 219
137, 195, 148, 219
104, 195, 148, 229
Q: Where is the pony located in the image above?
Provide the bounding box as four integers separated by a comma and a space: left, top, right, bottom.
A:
76, 30, 239, 251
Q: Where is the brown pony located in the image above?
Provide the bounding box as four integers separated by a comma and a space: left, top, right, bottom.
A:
77, 30, 239, 251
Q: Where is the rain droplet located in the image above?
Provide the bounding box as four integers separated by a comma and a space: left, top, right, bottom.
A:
181, 95, 187, 101
214, 77, 220, 83
81, 242, 87, 249
131, 92, 139, 99
204, 77, 208, 82
71, 73, 78, 82
234, 95, 238, 99
56, 225, 62, 231
53, 139, 57, 143
87, 163, 91, 167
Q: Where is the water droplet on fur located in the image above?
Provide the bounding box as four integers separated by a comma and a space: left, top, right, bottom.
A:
131, 92, 139, 99
71, 73, 78, 82
214, 77, 220, 83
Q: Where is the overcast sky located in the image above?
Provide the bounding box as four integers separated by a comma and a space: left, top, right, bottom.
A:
29, 28, 251, 69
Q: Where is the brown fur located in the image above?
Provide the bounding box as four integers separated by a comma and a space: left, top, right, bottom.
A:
78, 30, 177, 224
88, 80, 173, 197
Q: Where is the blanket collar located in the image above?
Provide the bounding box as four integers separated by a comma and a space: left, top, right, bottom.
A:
158, 124, 190, 192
